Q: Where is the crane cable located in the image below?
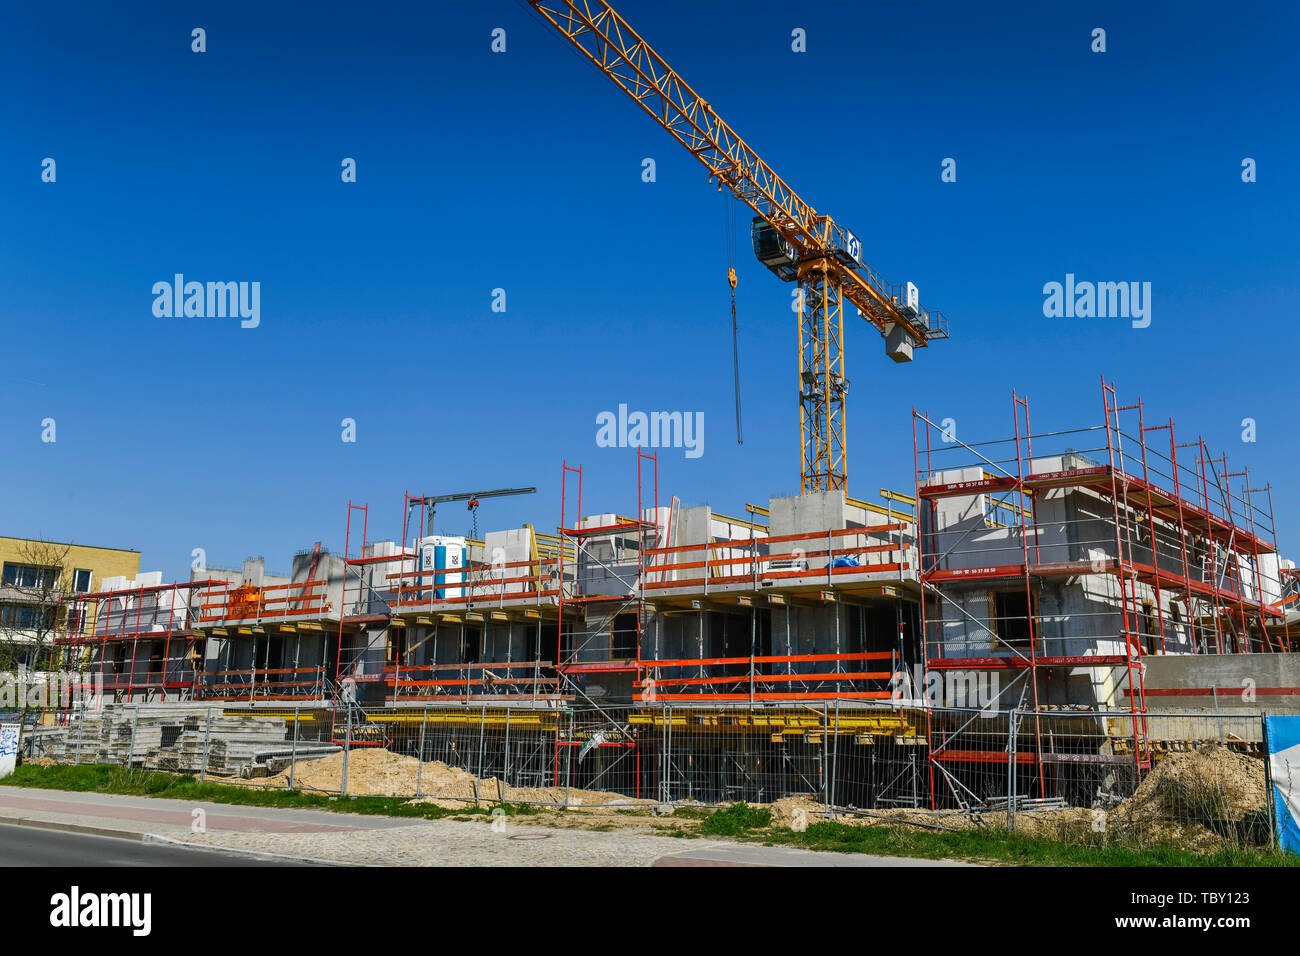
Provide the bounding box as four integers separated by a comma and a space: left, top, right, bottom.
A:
725, 194, 743, 444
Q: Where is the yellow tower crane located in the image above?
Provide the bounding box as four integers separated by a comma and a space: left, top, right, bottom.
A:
526, 0, 950, 493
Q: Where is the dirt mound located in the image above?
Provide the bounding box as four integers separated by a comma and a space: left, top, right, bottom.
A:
768, 795, 825, 828
231, 748, 653, 807
243, 748, 436, 795
1122, 744, 1267, 822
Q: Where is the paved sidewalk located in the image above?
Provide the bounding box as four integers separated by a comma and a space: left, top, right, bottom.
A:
0, 785, 409, 841
178, 821, 980, 866
0, 787, 980, 867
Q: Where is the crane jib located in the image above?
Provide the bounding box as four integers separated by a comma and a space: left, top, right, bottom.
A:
527, 0, 951, 492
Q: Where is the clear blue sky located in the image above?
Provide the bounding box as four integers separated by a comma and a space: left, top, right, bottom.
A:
2, 1, 1297, 580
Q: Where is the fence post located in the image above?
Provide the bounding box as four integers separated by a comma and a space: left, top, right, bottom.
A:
502, 707, 511, 799
564, 710, 573, 806
200, 708, 212, 782
288, 705, 300, 790
342, 706, 352, 797
819, 704, 829, 817
416, 706, 428, 797
1007, 709, 1018, 834
1212, 682, 1224, 744
664, 704, 672, 804
74, 711, 84, 766
126, 705, 140, 769
828, 699, 840, 819
474, 705, 487, 808
1262, 712, 1278, 852
658, 704, 667, 804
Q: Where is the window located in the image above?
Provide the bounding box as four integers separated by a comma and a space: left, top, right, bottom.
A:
461, 627, 481, 664
990, 590, 1032, 650
0, 603, 54, 630
612, 613, 638, 659
983, 494, 1028, 530
2, 563, 57, 589
73, 569, 92, 593
1140, 600, 1158, 655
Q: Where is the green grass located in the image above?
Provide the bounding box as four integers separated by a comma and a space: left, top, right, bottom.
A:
680, 800, 1294, 866
699, 802, 773, 836
4, 762, 538, 821
740, 817, 1298, 867
666, 807, 710, 820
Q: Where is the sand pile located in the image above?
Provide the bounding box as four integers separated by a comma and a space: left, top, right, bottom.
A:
768, 795, 825, 827
226, 748, 429, 795
1003, 745, 1270, 850
1122, 743, 1266, 821
1099, 743, 1269, 851
230, 747, 653, 806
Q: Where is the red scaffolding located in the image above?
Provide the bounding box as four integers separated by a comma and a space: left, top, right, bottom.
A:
56, 579, 206, 703
912, 378, 1290, 800
331, 493, 569, 724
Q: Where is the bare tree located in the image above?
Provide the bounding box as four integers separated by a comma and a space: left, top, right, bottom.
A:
0, 539, 73, 671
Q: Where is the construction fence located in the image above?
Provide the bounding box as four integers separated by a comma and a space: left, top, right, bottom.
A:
18, 702, 1291, 854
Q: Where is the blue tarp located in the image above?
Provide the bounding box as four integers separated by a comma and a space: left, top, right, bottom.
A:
1265, 715, 1300, 854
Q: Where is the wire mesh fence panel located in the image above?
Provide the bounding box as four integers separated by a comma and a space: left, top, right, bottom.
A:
265, 706, 579, 805
922, 705, 1016, 813
647, 711, 833, 807
15, 695, 1286, 859
623, 703, 929, 812
563, 707, 643, 803
1011, 710, 1272, 852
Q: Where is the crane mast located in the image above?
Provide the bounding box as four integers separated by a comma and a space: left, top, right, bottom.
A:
527, 0, 949, 492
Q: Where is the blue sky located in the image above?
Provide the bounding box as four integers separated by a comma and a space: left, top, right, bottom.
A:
2, 1, 1297, 580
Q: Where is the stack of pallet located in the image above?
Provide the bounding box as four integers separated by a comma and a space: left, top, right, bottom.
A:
30, 706, 338, 776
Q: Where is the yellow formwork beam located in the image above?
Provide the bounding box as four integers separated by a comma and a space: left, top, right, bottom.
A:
363, 710, 560, 730
627, 708, 916, 738
845, 493, 913, 520
222, 709, 322, 722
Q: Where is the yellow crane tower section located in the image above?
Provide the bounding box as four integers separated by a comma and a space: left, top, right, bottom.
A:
527, 0, 950, 493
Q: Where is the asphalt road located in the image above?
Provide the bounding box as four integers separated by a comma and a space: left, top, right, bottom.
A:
0, 823, 300, 867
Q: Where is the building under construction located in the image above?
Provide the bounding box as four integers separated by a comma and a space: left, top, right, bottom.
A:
54, 381, 1299, 809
